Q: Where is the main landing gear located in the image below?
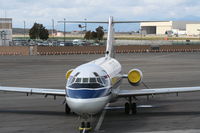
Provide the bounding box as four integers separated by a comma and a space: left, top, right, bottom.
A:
124, 96, 137, 115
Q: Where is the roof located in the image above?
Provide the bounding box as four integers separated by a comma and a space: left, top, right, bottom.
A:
172, 21, 200, 30
71, 63, 106, 78
140, 21, 200, 30
0, 18, 12, 23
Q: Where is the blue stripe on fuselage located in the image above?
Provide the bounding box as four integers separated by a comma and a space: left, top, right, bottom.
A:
66, 88, 110, 99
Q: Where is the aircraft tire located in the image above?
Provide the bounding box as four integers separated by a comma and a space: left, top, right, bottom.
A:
131, 103, 137, 114
125, 102, 130, 114
87, 122, 91, 128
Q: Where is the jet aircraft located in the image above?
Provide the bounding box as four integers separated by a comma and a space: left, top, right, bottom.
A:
1, 16, 200, 132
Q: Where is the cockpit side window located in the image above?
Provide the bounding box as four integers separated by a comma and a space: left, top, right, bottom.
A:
68, 76, 73, 83
71, 77, 76, 83
75, 78, 81, 83
97, 78, 103, 84
67, 72, 80, 85
101, 77, 106, 85
93, 72, 99, 77
75, 72, 80, 77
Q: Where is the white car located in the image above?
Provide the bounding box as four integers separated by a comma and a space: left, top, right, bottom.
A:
59, 42, 65, 46
72, 39, 86, 46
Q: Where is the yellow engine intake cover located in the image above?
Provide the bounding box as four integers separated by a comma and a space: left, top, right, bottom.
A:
65, 69, 73, 80
128, 70, 141, 84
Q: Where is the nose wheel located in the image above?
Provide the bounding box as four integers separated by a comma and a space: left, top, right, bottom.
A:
79, 114, 92, 133
124, 97, 137, 115
79, 122, 92, 133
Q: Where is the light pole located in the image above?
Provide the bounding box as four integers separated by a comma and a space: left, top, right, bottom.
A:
78, 19, 87, 38
23, 21, 26, 40
64, 18, 66, 43
52, 19, 55, 39
140, 28, 143, 38
58, 18, 67, 43
0, 30, 6, 46
84, 18, 87, 32
0, 31, 3, 45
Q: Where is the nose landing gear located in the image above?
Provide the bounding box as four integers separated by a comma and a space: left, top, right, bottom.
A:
79, 121, 92, 133
79, 114, 92, 133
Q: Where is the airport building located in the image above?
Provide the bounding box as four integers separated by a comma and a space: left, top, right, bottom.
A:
0, 18, 12, 46
140, 21, 200, 36
186, 24, 200, 36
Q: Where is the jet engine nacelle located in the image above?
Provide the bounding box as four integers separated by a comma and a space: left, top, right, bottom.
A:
128, 69, 143, 86
65, 69, 74, 80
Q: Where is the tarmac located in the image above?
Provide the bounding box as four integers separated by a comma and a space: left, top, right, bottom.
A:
0, 52, 200, 133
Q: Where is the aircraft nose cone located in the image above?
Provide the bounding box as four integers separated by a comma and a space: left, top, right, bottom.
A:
66, 95, 110, 115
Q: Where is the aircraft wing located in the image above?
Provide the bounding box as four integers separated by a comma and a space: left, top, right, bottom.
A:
0, 86, 66, 96
119, 86, 200, 97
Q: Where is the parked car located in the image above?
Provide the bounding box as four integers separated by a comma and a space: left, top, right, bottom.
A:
72, 39, 87, 46
59, 41, 73, 46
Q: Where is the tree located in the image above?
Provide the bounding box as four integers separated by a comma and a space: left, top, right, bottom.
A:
29, 23, 40, 39
39, 27, 49, 40
96, 26, 104, 41
84, 26, 104, 42
29, 23, 49, 40
84, 31, 91, 40
90, 31, 97, 40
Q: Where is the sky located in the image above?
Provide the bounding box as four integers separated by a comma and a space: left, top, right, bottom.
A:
1, 0, 200, 31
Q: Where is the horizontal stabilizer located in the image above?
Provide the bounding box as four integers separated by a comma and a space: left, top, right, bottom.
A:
58, 20, 169, 24
113, 21, 170, 23
58, 21, 108, 24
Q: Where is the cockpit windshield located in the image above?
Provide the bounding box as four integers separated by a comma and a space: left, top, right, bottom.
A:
67, 74, 109, 89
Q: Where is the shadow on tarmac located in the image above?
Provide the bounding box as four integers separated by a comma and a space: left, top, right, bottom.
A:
0, 109, 75, 116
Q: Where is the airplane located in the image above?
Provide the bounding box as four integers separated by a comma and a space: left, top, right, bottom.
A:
1, 16, 200, 133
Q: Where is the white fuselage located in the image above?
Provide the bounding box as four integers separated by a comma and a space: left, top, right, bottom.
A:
66, 57, 122, 115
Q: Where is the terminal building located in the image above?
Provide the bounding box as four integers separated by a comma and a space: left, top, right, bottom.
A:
140, 21, 200, 36
0, 18, 12, 46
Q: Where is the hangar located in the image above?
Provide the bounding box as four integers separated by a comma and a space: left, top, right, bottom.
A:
186, 24, 200, 36
140, 21, 172, 34
140, 21, 200, 36
0, 18, 12, 46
